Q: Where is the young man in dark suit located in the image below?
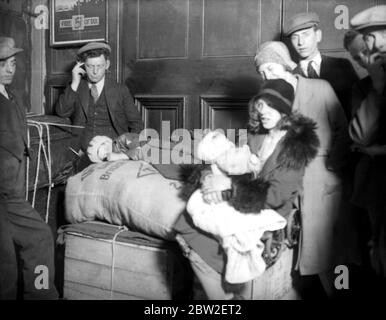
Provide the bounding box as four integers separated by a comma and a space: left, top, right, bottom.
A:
284, 12, 359, 119
56, 41, 143, 167
0, 37, 58, 299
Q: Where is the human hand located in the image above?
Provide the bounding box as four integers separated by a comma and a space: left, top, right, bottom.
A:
202, 190, 224, 204
361, 52, 386, 95
126, 147, 144, 161
201, 172, 231, 194
71, 62, 86, 91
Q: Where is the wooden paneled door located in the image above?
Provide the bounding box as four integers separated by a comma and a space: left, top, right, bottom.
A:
121, 0, 284, 134
121, 0, 386, 134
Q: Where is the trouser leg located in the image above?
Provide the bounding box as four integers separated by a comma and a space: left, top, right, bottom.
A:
0, 203, 18, 300
7, 200, 58, 300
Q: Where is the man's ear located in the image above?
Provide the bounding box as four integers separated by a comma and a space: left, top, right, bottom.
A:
105, 59, 110, 70
316, 29, 322, 43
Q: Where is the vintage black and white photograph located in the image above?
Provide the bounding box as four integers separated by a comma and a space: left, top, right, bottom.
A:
0, 0, 386, 308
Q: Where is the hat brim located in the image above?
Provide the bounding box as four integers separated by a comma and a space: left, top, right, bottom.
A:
353, 22, 386, 32
285, 22, 318, 36
256, 93, 292, 116
0, 47, 23, 60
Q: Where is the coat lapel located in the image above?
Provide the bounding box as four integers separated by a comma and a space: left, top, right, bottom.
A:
104, 78, 119, 131
7, 88, 28, 146
319, 55, 327, 79
293, 75, 314, 114
259, 137, 285, 178
78, 80, 90, 119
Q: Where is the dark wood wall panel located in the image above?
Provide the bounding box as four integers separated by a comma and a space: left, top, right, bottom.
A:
260, 0, 282, 43
47, 85, 66, 114
135, 96, 185, 134
137, 0, 189, 60
50, 48, 78, 75
202, 0, 260, 57
200, 96, 249, 130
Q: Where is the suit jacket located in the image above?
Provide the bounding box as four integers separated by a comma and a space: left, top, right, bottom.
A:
294, 55, 359, 119
0, 90, 28, 199
55, 77, 143, 145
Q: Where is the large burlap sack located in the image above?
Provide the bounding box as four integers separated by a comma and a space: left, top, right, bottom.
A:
65, 160, 186, 240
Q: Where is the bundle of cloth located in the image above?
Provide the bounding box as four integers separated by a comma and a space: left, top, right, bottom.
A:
181, 131, 287, 284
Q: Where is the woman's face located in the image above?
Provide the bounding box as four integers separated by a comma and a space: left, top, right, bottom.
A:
252, 99, 282, 130
258, 62, 287, 80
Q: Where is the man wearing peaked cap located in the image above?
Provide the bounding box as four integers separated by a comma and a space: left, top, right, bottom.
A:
285, 12, 358, 119
76, 41, 112, 55
284, 12, 320, 37
350, 5, 386, 32
0, 37, 59, 299
349, 6, 386, 279
55, 41, 143, 170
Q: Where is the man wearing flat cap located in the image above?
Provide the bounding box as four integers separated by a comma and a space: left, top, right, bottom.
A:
285, 12, 358, 119
56, 41, 143, 168
0, 37, 58, 299
349, 5, 386, 278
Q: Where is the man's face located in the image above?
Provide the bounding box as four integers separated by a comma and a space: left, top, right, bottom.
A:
0, 56, 16, 85
347, 34, 369, 69
363, 29, 386, 55
290, 27, 322, 60
258, 62, 287, 80
84, 54, 110, 83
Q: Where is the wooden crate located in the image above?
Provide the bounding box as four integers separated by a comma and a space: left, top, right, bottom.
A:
61, 222, 192, 300
241, 247, 300, 300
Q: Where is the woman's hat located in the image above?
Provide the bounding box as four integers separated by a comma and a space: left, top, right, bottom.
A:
0, 37, 23, 60
257, 79, 294, 115
254, 41, 297, 70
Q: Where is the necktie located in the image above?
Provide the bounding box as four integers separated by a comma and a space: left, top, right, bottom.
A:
90, 84, 99, 103
307, 61, 319, 79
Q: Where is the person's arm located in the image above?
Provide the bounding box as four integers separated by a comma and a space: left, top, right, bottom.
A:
55, 62, 85, 118
349, 53, 386, 146
324, 83, 351, 171
339, 59, 360, 117
262, 169, 303, 219
122, 86, 143, 133
349, 89, 383, 146
355, 143, 386, 157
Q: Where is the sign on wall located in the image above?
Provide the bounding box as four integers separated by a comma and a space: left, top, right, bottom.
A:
50, 0, 108, 46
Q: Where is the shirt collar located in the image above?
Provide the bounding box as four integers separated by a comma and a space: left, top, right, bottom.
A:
300, 52, 322, 76
88, 77, 105, 96
0, 84, 9, 99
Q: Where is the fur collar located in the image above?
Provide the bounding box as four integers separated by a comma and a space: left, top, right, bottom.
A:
251, 112, 320, 171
